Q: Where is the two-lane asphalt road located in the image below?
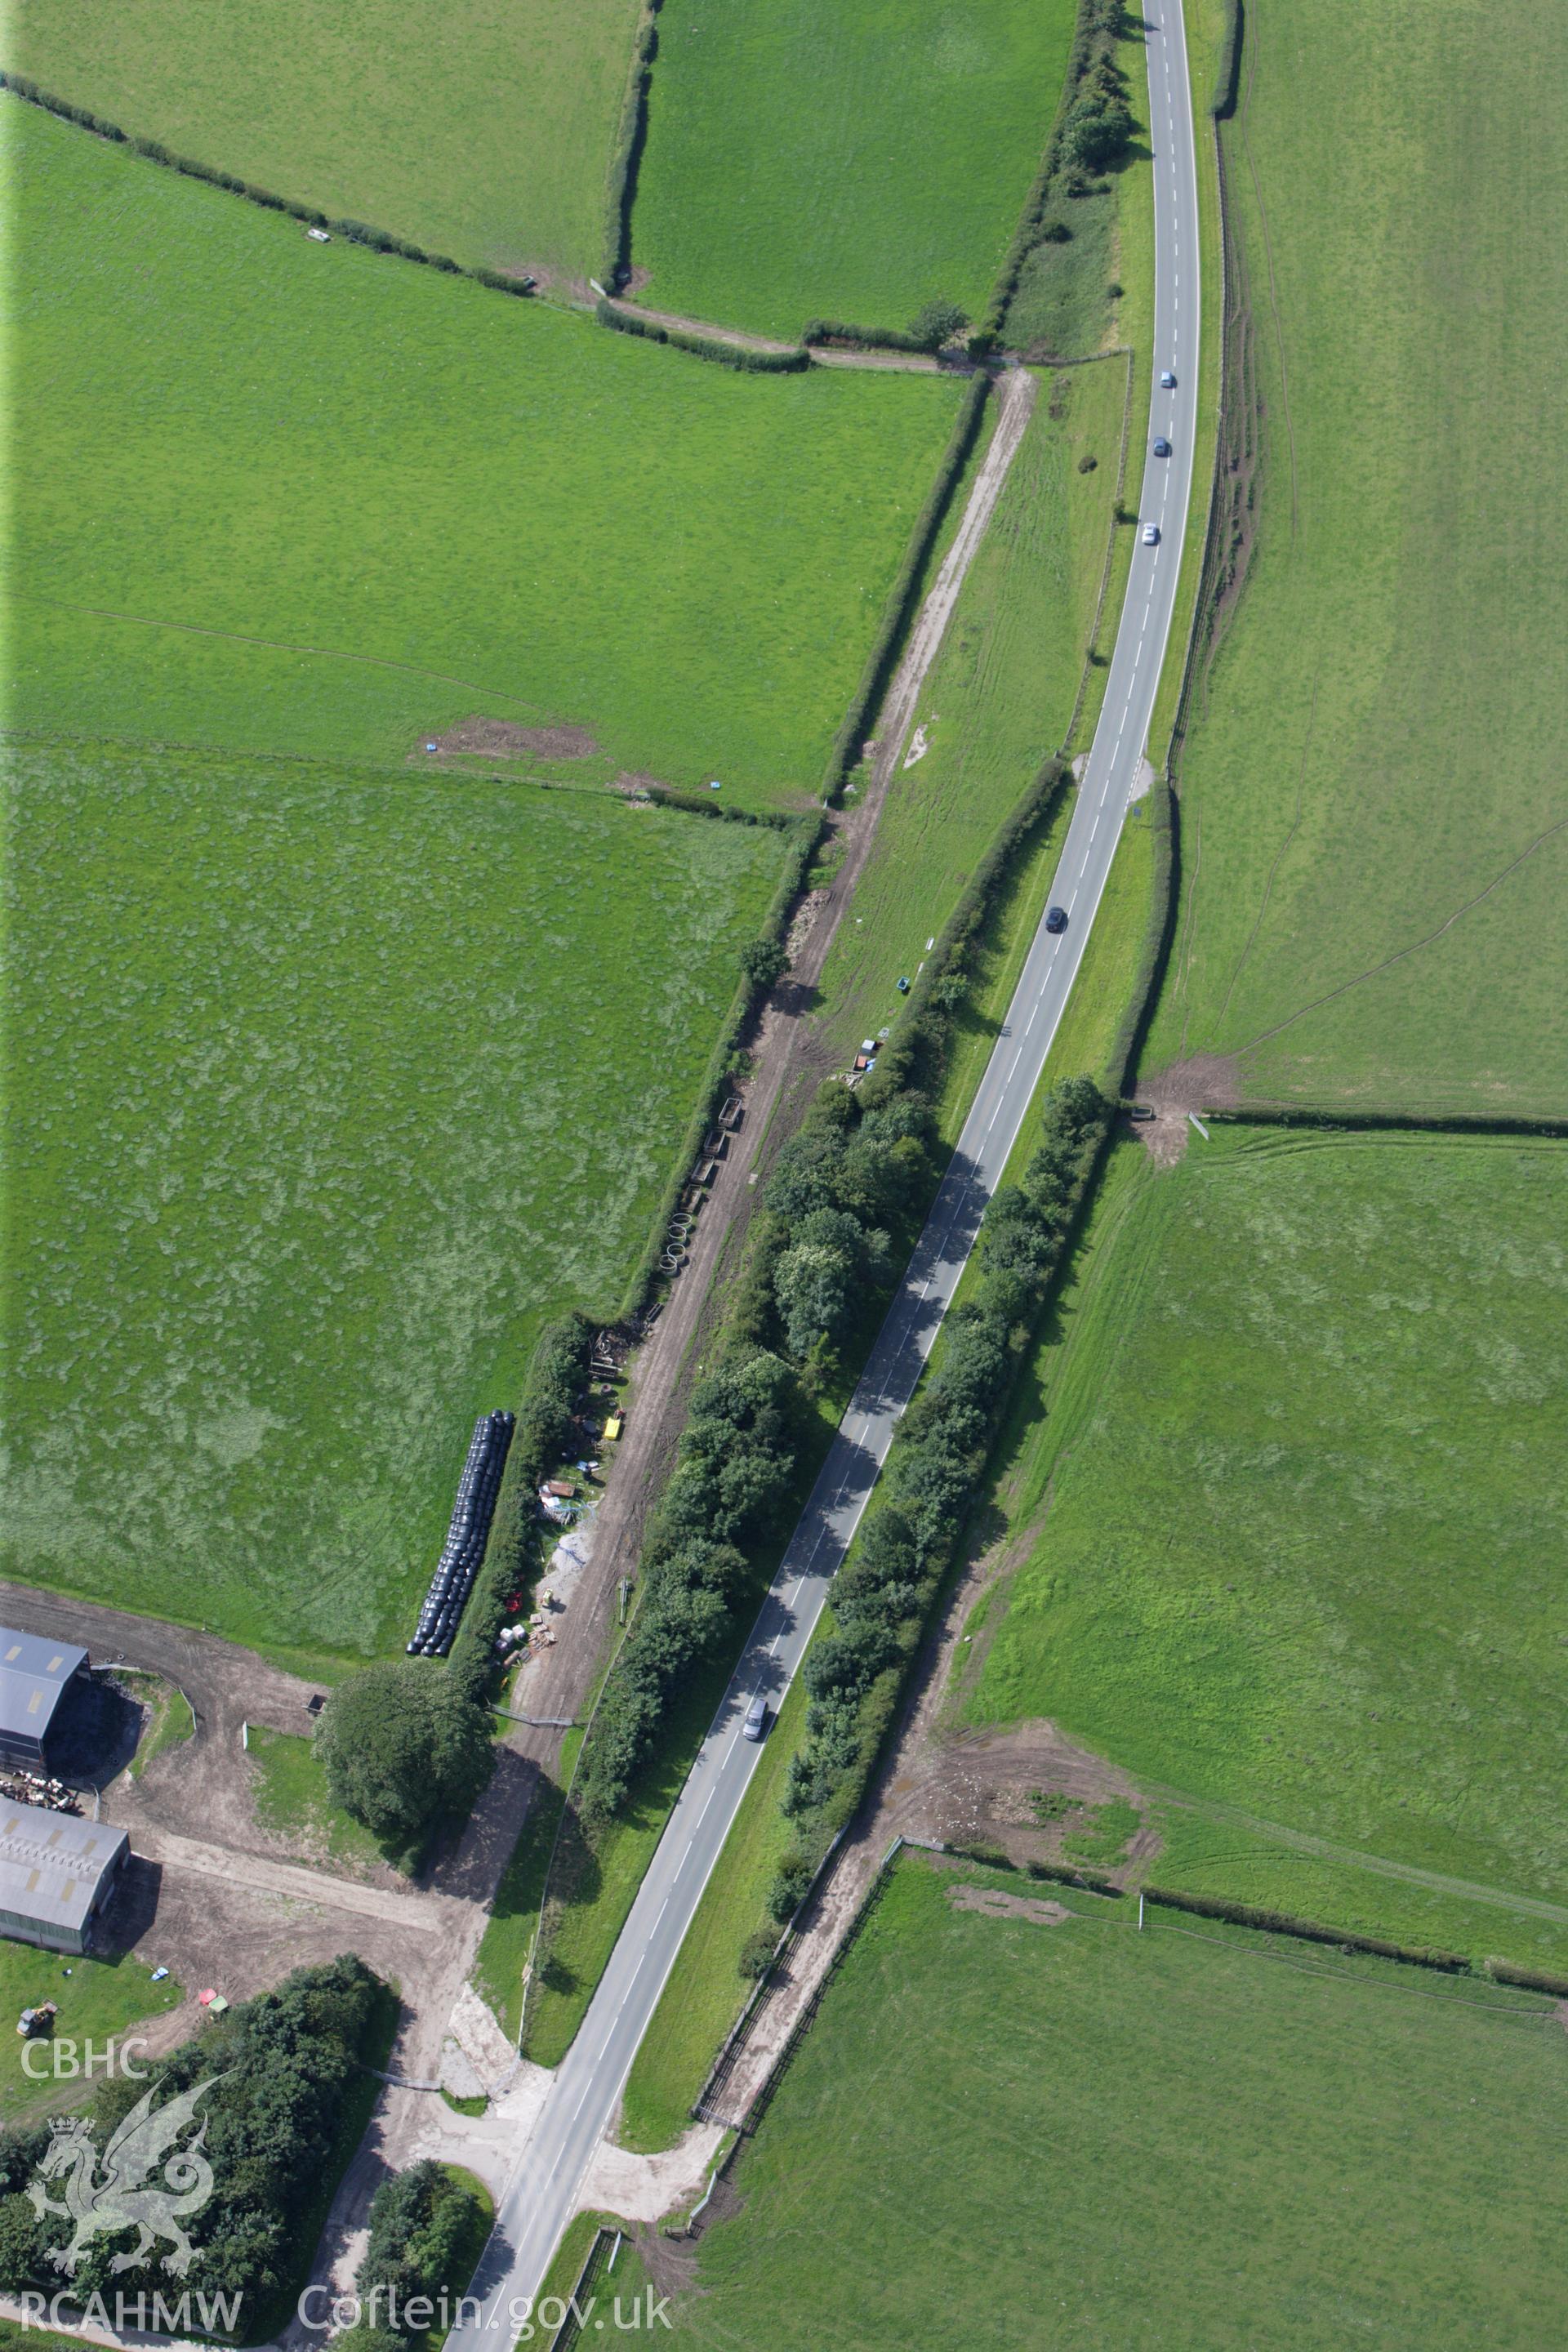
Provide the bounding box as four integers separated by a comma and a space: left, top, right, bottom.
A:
457, 8, 1200, 2330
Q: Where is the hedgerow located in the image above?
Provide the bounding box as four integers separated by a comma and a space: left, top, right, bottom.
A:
802, 318, 933, 356
595, 296, 810, 372
1144, 1885, 1472, 1975
820, 371, 991, 802
1212, 0, 1245, 118
603, 0, 663, 296
617, 812, 822, 1321
0, 73, 534, 299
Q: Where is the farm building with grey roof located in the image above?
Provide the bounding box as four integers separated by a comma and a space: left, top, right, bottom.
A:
0, 1802, 127, 1953
0, 1630, 89, 1768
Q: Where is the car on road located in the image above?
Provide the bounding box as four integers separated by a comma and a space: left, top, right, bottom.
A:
1142, 524, 1160, 546
742, 1692, 770, 1741
1153, 437, 1171, 457
1045, 906, 1068, 933
1160, 369, 1177, 387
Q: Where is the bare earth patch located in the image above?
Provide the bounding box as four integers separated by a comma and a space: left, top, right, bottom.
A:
421, 716, 599, 760
1134, 1051, 1243, 1165
947, 1883, 1070, 1927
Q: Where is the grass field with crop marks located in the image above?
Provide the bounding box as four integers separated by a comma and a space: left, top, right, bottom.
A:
10, 101, 960, 813
1143, 0, 1568, 1116
969, 1127, 1568, 1931
4, 0, 642, 283
1, 742, 786, 1669
817, 359, 1126, 1066
665, 1852, 1568, 2350
633, 0, 1077, 342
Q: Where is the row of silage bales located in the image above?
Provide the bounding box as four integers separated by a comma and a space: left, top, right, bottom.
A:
408, 1410, 515, 1655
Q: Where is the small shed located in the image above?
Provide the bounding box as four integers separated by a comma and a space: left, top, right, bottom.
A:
0, 1631, 89, 1769
0, 1802, 128, 1955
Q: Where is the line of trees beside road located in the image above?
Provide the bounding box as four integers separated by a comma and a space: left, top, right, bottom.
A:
767, 1079, 1110, 1916
566, 756, 1074, 1843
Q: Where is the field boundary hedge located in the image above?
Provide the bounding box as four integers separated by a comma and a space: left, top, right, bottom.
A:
0, 71, 537, 301
801, 318, 952, 360
596, 296, 809, 372
1166, 120, 1236, 777
819, 372, 992, 803
1145, 1884, 1472, 1971
1207, 1105, 1568, 1142
1106, 778, 1178, 1095
603, 0, 663, 296
947, 1842, 1125, 1899
1488, 1958, 1568, 1998
616, 812, 822, 1323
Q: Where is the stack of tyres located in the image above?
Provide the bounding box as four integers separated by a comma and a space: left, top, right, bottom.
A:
407, 1410, 515, 1654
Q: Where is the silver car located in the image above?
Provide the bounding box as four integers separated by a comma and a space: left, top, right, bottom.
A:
743, 1692, 770, 1742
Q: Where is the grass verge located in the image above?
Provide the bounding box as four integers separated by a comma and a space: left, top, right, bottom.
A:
816, 357, 1125, 1071
473, 1740, 578, 2041
617, 1673, 808, 2151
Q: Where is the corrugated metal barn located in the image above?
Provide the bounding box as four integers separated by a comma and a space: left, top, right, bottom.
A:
0, 1802, 127, 1953
0, 1630, 88, 1768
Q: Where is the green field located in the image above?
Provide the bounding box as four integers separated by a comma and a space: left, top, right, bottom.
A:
4, 0, 642, 283
817, 359, 1126, 1064
1, 742, 785, 1667
10, 100, 961, 811
1143, 0, 1568, 1115
249, 1727, 398, 1875
633, 0, 1076, 341
969, 1129, 1568, 1952
662, 1854, 1568, 2350
0, 1945, 181, 2123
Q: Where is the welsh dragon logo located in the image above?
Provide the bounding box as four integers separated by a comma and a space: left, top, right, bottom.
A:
28, 2074, 229, 2277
